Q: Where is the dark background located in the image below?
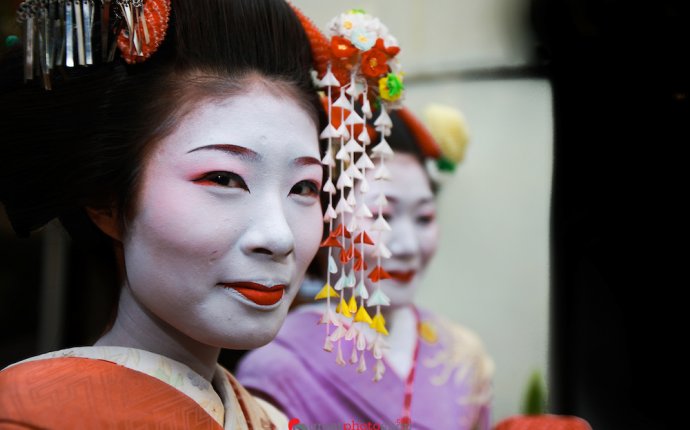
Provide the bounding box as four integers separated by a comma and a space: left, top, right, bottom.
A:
1, 1, 687, 428
534, 0, 687, 429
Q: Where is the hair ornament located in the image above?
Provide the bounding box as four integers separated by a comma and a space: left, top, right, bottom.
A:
419, 104, 470, 185
361, 103, 470, 185
291, 5, 408, 382
116, 0, 170, 64
16, 0, 170, 90
423, 104, 470, 168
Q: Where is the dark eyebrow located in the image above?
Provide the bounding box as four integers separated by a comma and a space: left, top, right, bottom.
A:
292, 156, 322, 167
187, 144, 261, 162
383, 196, 435, 206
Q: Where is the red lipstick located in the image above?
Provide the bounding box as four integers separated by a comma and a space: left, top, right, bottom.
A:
223, 282, 285, 306
388, 271, 416, 283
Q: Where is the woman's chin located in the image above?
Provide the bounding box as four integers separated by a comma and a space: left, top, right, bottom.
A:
216, 330, 279, 350
224, 318, 287, 349
379, 282, 419, 308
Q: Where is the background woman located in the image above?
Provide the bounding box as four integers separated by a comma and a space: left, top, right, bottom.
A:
0, 0, 325, 427
237, 105, 494, 430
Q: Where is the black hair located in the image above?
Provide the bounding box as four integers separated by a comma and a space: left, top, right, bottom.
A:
0, 0, 323, 243
387, 110, 427, 164
375, 108, 439, 194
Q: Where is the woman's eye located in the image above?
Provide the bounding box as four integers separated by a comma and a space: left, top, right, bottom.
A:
290, 180, 319, 197
194, 171, 249, 191
417, 214, 436, 225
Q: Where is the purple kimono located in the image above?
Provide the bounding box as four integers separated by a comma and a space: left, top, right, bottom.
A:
236, 306, 493, 430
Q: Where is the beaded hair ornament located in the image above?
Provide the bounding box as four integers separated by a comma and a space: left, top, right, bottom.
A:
16, 0, 170, 90
291, 7, 409, 382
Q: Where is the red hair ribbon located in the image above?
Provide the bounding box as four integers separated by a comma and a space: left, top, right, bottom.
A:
397, 107, 442, 159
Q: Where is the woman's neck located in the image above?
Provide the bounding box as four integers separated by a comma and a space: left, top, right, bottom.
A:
381, 303, 417, 332
379, 304, 419, 379
95, 284, 220, 381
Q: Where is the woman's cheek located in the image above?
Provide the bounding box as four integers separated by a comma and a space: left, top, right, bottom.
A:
293, 204, 324, 267
136, 176, 206, 233
363, 229, 392, 269
420, 222, 440, 267
132, 188, 239, 265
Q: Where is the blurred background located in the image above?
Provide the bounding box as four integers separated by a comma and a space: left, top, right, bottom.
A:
1, 1, 686, 429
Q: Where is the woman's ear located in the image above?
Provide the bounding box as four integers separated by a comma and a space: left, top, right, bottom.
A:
86, 206, 123, 241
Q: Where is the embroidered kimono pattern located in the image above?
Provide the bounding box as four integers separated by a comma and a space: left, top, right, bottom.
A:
237, 307, 493, 430
0, 346, 286, 429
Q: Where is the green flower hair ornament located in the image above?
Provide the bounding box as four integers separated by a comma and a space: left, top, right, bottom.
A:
436, 156, 457, 172
379, 73, 404, 102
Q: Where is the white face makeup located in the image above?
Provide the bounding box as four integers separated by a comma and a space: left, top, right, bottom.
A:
121, 84, 323, 349
358, 153, 439, 308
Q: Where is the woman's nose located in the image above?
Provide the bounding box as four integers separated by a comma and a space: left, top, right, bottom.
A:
240, 198, 295, 261
386, 218, 419, 260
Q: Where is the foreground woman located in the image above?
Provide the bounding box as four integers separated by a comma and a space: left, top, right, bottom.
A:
0, 0, 326, 427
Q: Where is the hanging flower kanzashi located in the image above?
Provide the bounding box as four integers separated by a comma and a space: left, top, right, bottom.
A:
291, 6, 407, 383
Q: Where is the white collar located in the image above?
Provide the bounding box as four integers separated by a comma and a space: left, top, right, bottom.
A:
14, 346, 227, 427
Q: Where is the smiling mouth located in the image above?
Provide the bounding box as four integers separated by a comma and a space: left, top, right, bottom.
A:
388, 271, 416, 283
222, 282, 286, 306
